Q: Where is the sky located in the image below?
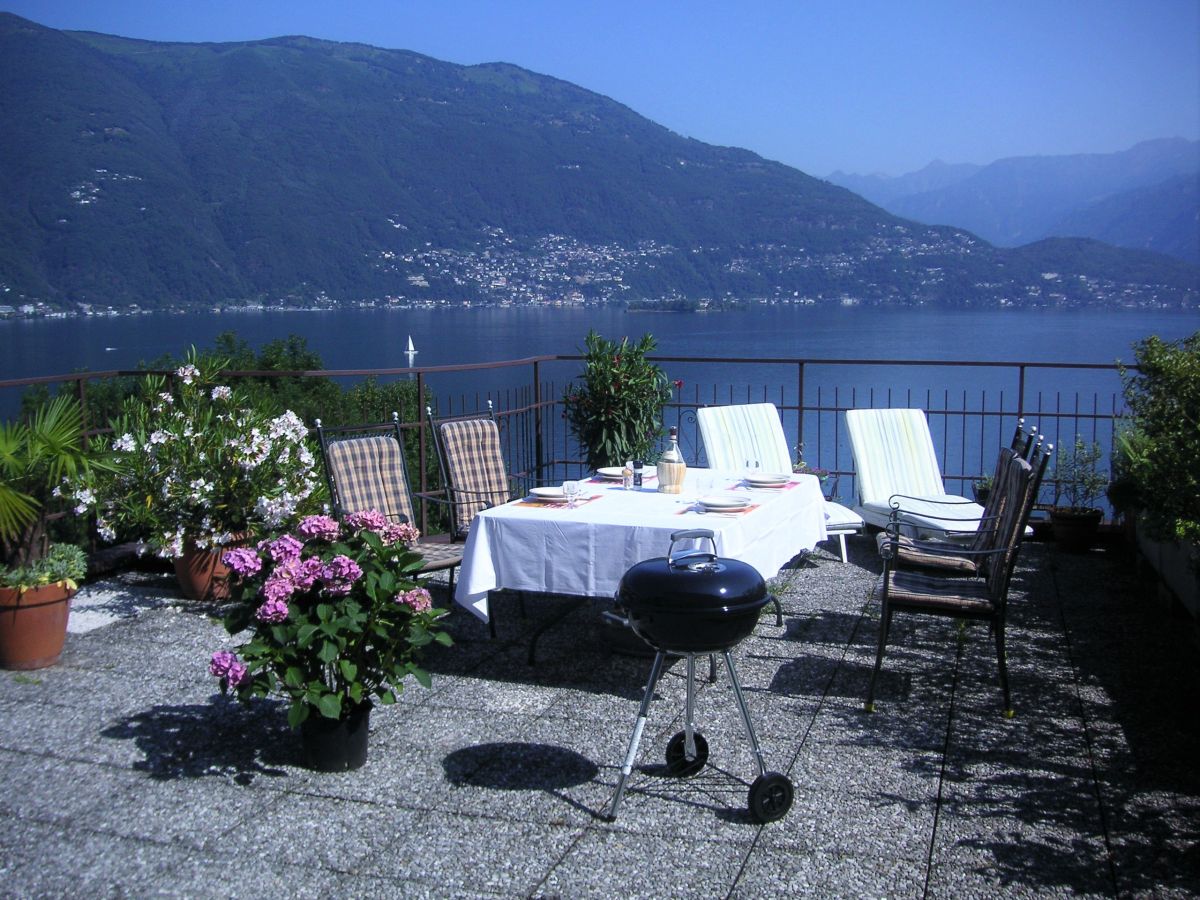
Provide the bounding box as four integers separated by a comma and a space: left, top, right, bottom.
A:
5, 0, 1199, 176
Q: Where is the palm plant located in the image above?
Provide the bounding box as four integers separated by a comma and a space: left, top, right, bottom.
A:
0, 395, 97, 570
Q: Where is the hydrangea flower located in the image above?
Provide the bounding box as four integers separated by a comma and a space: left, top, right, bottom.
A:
396, 587, 432, 613
255, 597, 289, 623
209, 650, 248, 689
260, 534, 304, 563
381, 522, 420, 545
222, 547, 263, 578
345, 510, 388, 532
298, 515, 340, 542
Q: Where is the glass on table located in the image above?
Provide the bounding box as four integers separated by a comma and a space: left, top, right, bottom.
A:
743, 459, 761, 484
562, 480, 580, 508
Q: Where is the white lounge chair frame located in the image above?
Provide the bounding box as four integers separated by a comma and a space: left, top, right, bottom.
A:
696, 402, 863, 563
845, 408, 984, 537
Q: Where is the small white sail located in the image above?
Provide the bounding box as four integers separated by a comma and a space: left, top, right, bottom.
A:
406, 335, 417, 354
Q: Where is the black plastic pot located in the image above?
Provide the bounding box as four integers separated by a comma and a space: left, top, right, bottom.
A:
300, 701, 372, 772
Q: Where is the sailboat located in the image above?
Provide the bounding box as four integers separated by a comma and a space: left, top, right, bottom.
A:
406, 336, 417, 355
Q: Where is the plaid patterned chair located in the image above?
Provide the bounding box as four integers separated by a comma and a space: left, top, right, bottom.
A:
315, 413, 464, 591
876, 419, 1040, 577
425, 401, 516, 541
865, 439, 1051, 717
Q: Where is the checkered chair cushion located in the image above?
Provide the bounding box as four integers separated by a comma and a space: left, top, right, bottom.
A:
437, 417, 511, 537
325, 434, 416, 525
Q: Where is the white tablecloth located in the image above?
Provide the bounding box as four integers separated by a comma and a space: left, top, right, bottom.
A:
454, 469, 828, 620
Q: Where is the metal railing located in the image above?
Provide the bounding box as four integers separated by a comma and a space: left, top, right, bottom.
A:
0, 353, 1132, 529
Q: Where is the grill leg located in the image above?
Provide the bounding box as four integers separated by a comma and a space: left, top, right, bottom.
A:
723, 650, 768, 779
684, 654, 698, 761
608, 650, 667, 821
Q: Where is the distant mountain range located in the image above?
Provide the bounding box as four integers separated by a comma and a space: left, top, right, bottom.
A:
827, 139, 1200, 264
0, 13, 1196, 312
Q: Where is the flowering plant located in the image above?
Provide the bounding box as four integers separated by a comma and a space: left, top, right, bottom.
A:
792, 444, 829, 481
66, 350, 323, 559
210, 510, 450, 727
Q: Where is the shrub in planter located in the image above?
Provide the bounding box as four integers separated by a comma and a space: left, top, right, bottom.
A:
562, 330, 673, 470
1050, 436, 1107, 552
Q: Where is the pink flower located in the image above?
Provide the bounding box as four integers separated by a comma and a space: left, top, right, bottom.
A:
293, 557, 325, 591
396, 587, 432, 613
255, 597, 289, 623
226, 660, 249, 689
260, 534, 303, 563
298, 515, 340, 541
210, 651, 249, 689
322, 554, 362, 582
222, 547, 263, 578
261, 574, 296, 602
344, 509, 388, 532
381, 522, 420, 545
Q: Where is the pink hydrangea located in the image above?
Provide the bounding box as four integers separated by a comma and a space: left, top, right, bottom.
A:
396, 587, 432, 613
255, 597, 289, 623
322, 554, 362, 582
209, 651, 249, 689
261, 574, 296, 603
381, 522, 420, 546
344, 509, 388, 532
222, 547, 263, 578
298, 515, 340, 542
293, 556, 325, 592
260, 534, 303, 563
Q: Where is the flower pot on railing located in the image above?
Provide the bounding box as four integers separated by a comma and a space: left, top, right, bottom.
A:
0, 582, 74, 670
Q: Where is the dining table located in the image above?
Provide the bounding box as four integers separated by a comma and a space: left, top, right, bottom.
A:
453, 468, 828, 621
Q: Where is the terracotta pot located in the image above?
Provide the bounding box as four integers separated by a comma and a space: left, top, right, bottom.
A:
0, 582, 75, 670
1050, 507, 1103, 553
173, 542, 236, 602
300, 702, 372, 772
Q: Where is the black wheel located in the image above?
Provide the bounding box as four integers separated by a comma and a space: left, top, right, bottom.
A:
748, 772, 793, 823
664, 731, 709, 777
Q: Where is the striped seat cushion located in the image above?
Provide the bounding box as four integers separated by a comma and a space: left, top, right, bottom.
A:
874, 568, 995, 616
876, 531, 979, 575
325, 435, 415, 524
438, 417, 510, 536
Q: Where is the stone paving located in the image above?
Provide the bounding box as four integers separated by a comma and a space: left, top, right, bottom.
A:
1, 535, 1198, 898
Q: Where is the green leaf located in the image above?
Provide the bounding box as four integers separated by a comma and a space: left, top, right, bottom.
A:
287, 702, 309, 729
317, 693, 342, 719
297, 624, 319, 646
409, 665, 432, 689
284, 666, 304, 688
434, 631, 454, 647
338, 659, 358, 682
318, 640, 339, 663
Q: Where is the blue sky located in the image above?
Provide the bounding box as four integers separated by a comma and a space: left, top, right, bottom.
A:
6, 0, 1198, 175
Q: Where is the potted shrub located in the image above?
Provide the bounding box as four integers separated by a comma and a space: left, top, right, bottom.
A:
210, 510, 451, 771
972, 473, 994, 506
1050, 435, 1108, 552
1119, 332, 1200, 615
0, 395, 100, 668
67, 350, 325, 601
562, 330, 674, 470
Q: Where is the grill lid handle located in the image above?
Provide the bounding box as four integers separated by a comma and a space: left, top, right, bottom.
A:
668, 529, 718, 568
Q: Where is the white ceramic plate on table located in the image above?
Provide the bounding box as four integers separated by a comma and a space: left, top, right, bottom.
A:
745, 473, 791, 488
529, 486, 567, 502
596, 466, 625, 480
698, 495, 751, 512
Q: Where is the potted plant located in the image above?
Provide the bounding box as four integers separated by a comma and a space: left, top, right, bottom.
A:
562, 330, 673, 470
67, 350, 324, 601
793, 444, 834, 499
972, 473, 994, 506
0, 395, 100, 668
209, 510, 451, 771
1118, 331, 1200, 615
1050, 435, 1108, 552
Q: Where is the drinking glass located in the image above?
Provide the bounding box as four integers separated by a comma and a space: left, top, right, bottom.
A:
744, 459, 761, 484
563, 480, 580, 508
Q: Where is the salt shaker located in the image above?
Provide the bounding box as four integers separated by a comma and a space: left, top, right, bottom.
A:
622, 460, 634, 490
632, 459, 644, 489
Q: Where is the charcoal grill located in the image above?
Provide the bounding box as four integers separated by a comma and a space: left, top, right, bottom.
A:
606, 529, 794, 823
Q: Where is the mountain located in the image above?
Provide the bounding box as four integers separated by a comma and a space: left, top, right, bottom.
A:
829, 139, 1200, 262
0, 13, 1196, 311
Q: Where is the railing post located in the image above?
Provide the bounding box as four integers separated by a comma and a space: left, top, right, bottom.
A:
796, 361, 805, 456
416, 369, 429, 534
1017, 364, 1027, 419
533, 359, 544, 478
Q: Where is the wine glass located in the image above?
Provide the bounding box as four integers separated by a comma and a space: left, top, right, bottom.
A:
562, 480, 580, 508
744, 458, 761, 485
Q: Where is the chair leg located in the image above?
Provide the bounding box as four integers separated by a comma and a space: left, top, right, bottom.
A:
865, 605, 892, 712
994, 618, 1014, 718
771, 594, 783, 627
838, 533, 848, 564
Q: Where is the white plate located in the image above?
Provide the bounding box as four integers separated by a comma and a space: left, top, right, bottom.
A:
596, 466, 625, 480
745, 473, 790, 487
699, 495, 751, 511
529, 486, 567, 501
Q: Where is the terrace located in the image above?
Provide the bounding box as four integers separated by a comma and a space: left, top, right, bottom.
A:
2, 355, 1197, 896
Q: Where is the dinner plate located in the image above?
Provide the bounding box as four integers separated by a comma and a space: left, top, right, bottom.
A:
745, 473, 791, 488
698, 494, 751, 511
596, 466, 625, 480
529, 486, 567, 502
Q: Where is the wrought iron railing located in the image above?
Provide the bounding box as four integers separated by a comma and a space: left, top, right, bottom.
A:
0, 353, 1132, 530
